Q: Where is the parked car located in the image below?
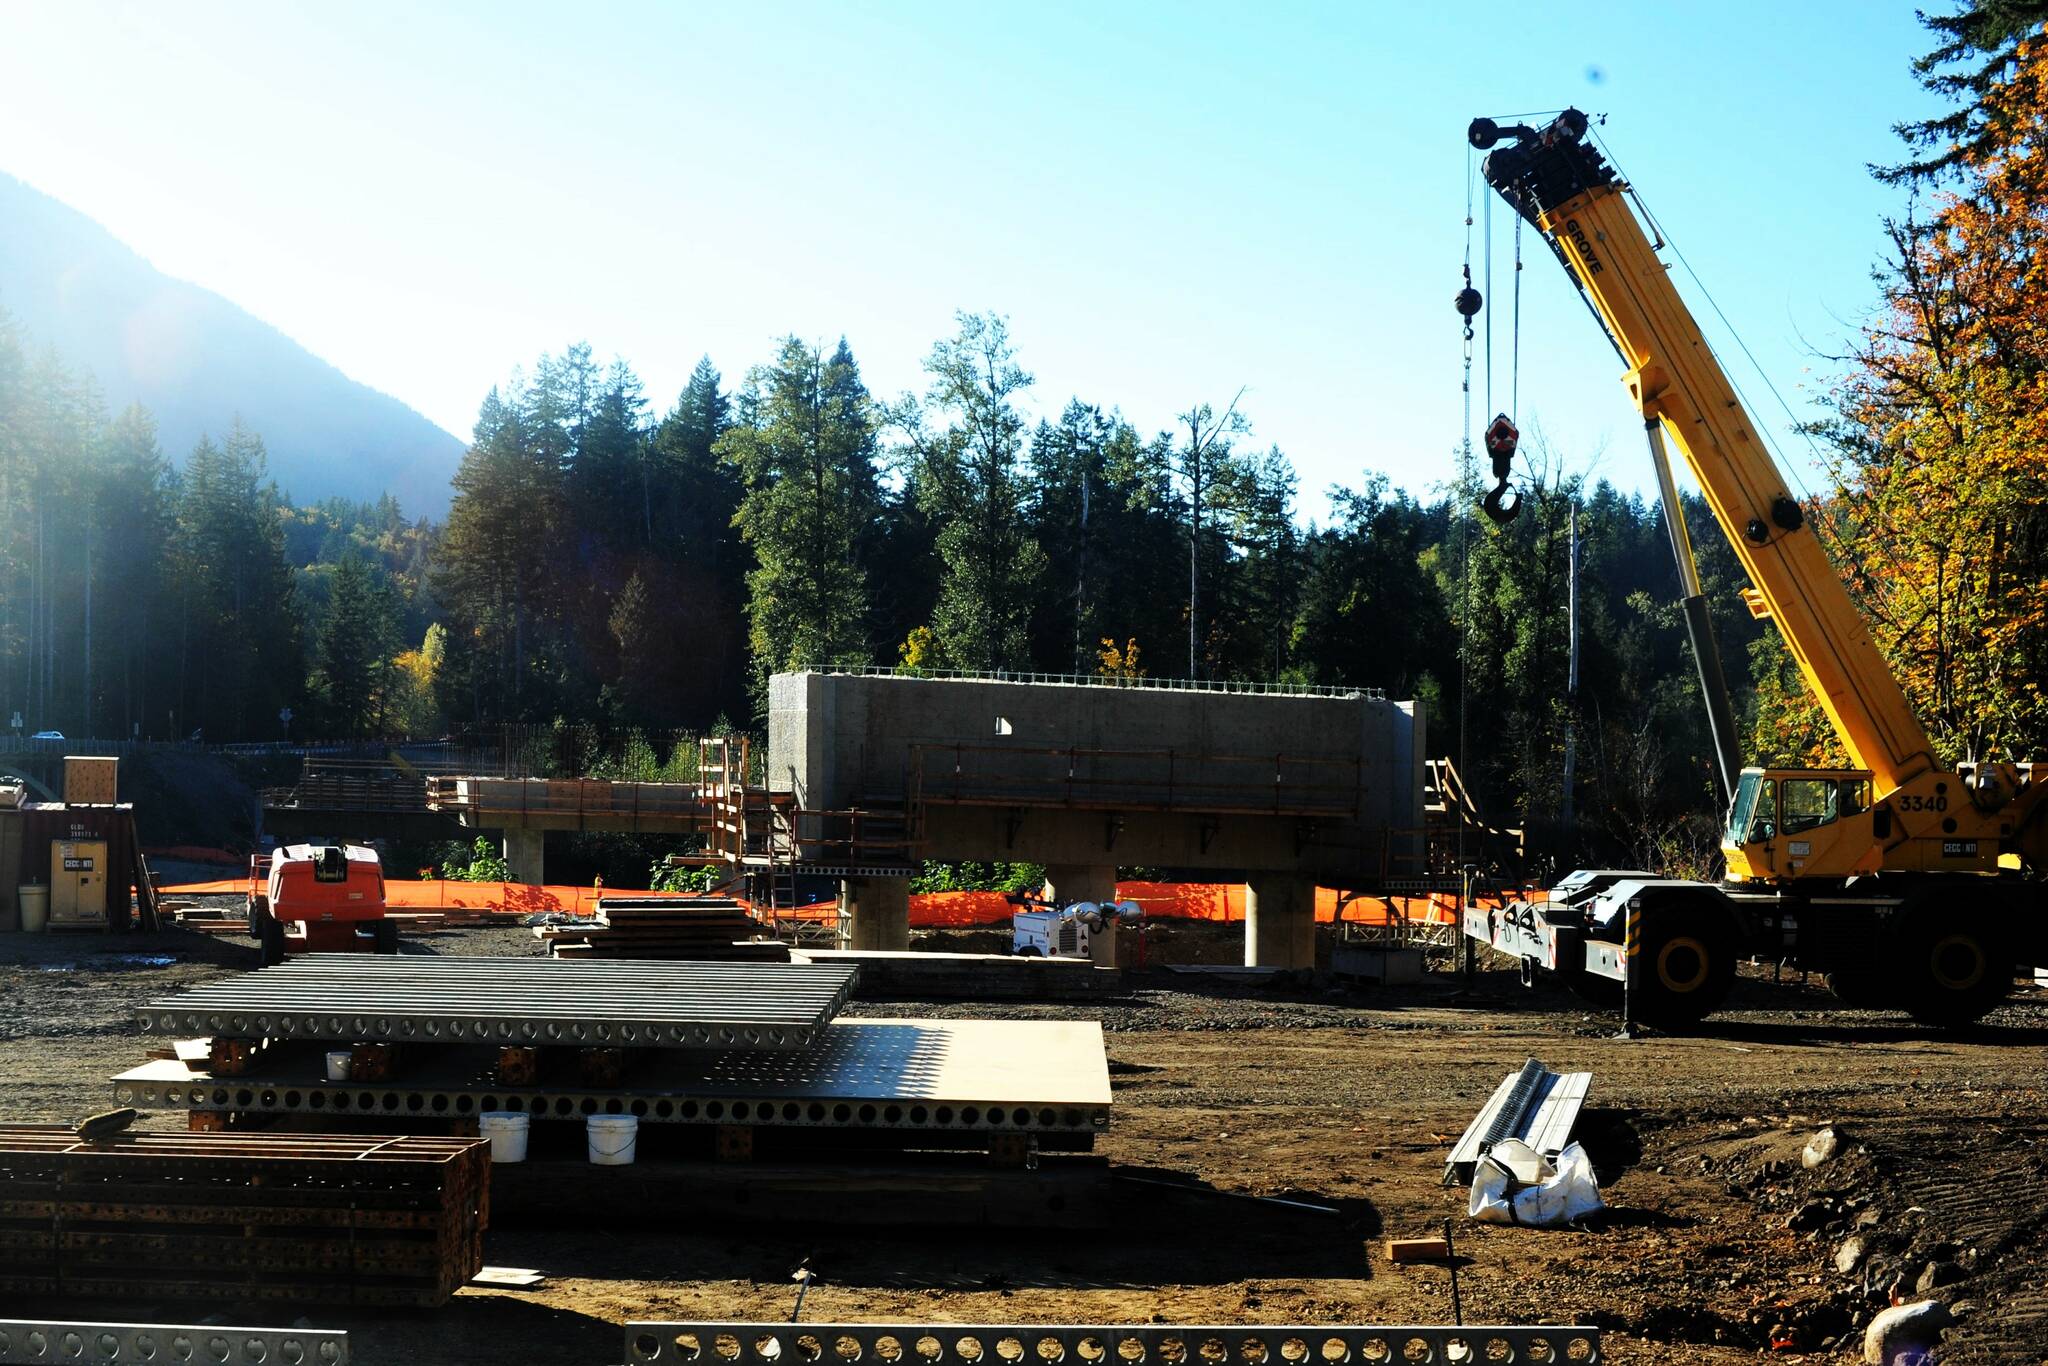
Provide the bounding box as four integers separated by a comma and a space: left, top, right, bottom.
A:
28, 730, 63, 741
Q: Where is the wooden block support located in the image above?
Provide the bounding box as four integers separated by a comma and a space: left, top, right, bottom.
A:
989, 1134, 1037, 1170
350, 1042, 398, 1081
208, 1037, 256, 1077
578, 1046, 626, 1088
1385, 1236, 1451, 1264
715, 1125, 754, 1163
495, 1046, 540, 1086
187, 1111, 229, 1132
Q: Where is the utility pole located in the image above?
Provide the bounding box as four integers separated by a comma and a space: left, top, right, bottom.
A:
1561, 500, 1580, 834
1073, 469, 1090, 675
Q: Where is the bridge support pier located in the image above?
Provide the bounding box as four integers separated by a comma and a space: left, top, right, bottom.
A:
840, 875, 910, 951
1043, 864, 1117, 908
1045, 863, 1121, 965
502, 828, 545, 886
1245, 873, 1316, 970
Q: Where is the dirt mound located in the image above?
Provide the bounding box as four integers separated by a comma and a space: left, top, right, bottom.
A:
1687, 1110, 2048, 1360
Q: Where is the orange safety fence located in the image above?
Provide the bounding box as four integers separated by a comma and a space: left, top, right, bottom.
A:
158, 877, 1507, 927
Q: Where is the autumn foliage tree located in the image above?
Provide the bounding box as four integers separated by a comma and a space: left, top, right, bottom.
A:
1805, 14, 2048, 765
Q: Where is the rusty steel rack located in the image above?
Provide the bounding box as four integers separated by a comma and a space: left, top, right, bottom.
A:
0, 1321, 348, 1366
0, 1126, 487, 1307
623, 1323, 1601, 1366
135, 955, 860, 1050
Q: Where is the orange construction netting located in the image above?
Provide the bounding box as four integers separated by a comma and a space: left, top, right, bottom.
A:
156, 877, 1481, 927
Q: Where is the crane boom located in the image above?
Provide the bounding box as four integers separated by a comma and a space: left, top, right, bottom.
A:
1474, 111, 1938, 796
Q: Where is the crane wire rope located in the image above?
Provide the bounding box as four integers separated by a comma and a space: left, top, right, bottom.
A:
1456, 142, 1480, 850
1512, 213, 1524, 420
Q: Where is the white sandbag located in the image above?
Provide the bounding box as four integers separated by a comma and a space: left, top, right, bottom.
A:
1468, 1139, 1604, 1226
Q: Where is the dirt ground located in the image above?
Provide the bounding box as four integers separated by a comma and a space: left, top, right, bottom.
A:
4, 914, 2046, 1366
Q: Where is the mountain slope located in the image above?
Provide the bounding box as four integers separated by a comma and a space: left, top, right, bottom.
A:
0, 172, 463, 516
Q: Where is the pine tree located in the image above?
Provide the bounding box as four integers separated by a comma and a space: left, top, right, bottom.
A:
316, 553, 396, 739
901, 313, 1046, 671
720, 337, 876, 692
437, 384, 567, 723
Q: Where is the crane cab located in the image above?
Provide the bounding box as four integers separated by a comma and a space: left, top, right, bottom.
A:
1723, 767, 1881, 884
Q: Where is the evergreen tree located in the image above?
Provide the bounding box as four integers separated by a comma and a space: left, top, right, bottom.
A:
720, 337, 876, 693
436, 384, 567, 724
900, 312, 1045, 671
315, 553, 396, 738
169, 420, 299, 739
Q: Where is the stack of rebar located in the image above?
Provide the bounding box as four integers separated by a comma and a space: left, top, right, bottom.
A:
0, 1126, 488, 1306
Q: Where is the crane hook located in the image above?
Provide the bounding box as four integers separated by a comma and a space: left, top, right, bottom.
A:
1481, 480, 1521, 525
1481, 413, 1521, 524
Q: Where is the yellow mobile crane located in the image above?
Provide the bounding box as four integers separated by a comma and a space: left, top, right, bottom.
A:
1461, 109, 2048, 1027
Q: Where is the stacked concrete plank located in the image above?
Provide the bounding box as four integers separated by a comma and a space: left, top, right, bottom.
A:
135, 954, 856, 1049
0, 1127, 486, 1307
540, 897, 791, 961
116, 955, 1112, 1152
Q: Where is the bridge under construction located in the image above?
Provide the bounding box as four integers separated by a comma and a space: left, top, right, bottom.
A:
262, 671, 1510, 968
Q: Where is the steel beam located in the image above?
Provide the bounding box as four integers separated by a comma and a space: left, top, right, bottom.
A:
622, 1323, 1600, 1366
0, 1323, 347, 1366
136, 955, 859, 1050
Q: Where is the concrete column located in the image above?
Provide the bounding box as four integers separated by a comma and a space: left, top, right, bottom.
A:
502, 828, 545, 886
841, 875, 910, 951
1244, 873, 1317, 970
1043, 864, 1117, 907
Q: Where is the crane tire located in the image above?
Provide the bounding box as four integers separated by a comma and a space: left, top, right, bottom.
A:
373, 919, 401, 955
1633, 905, 1736, 1029
1894, 906, 2010, 1027
247, 894, 269, 937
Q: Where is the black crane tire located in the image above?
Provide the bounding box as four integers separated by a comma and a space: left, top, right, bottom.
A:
247, 895, 269, 937
1633, 906, 1737, 1029
1895, 908, 2011, 1027
373, 919, 401, 955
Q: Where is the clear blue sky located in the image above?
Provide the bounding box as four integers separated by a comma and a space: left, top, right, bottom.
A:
0, 2, 1943, 517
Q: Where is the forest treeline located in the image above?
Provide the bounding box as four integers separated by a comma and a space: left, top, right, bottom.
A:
3, 5, 2044, 875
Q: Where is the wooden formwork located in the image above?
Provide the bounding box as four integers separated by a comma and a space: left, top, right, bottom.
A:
0, 1126, 488, 1307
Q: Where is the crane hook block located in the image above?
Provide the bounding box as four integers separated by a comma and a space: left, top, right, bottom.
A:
1484, 412, 1519, 475
1455, 286, 1483, 319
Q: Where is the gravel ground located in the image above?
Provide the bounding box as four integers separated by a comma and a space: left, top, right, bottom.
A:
3, 911, 2045, 1365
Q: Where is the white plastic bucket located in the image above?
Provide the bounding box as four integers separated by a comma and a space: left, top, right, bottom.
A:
586, 1114, 638, 1166
324, 1051, 352, 1082
18, 886, 48, 934
480, 1111, 530, 1164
